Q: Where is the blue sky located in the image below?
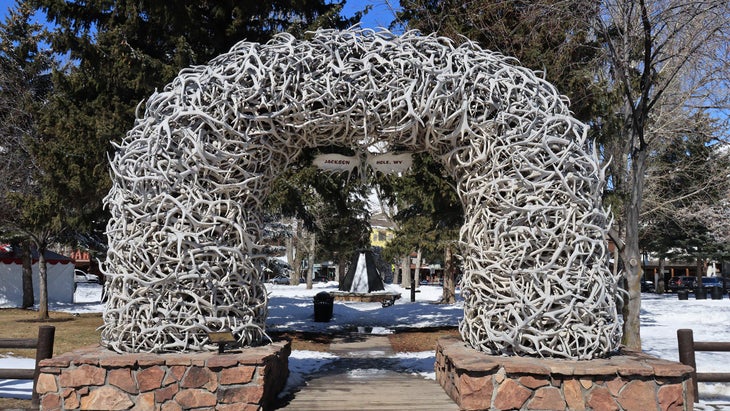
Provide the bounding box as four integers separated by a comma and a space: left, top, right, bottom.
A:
0, 0, 401, 31
0, 0, 11, 20
342, 0, 402, 30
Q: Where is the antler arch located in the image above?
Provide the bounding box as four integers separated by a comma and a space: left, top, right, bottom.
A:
102, 27, 621, 359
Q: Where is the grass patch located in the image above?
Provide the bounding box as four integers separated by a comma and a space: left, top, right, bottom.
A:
388, 327, 461, 352
0, 309, 103, 359
0, 309, 103, 409
269, 331, 334, 352
0, 397, 32, 410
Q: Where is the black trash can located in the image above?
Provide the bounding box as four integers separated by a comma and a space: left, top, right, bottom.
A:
678, 290, 689, 300
711, 287, 724, 300
313, 292, 334, 322
695, 287, 708, 300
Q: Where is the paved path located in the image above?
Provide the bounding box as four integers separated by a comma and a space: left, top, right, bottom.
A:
275, 334, 459, 410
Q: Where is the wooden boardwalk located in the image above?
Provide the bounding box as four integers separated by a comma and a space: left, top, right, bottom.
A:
275, 335, 459, 410
278, 368, 459, 410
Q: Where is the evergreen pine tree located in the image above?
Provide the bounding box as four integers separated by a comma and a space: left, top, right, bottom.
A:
0, 1, 59, 318
26, 0, 361, 248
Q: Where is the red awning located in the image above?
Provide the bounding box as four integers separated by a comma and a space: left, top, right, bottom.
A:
0, 244, 73, 265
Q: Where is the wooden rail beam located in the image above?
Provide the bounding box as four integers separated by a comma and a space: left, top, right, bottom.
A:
0, 326, 55, 407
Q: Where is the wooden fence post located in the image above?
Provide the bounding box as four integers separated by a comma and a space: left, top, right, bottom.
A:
31, 326, 55, 407
677, 328, 698, 402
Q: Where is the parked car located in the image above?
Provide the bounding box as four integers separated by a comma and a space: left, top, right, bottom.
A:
267, 275, 290, 285
265, 258, 293, 278
699, 277, 725, 290
667, 276, 697, 292
640, 280, 654, 293
74, 269, 99, 283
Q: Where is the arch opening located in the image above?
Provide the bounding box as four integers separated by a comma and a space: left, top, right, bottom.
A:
102, 27, 620, 359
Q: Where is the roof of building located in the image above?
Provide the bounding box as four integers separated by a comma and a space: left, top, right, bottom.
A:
370, 212, 395, 229
0, 244, 73, 264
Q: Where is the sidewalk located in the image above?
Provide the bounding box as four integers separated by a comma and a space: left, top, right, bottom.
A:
274, 333, 459, 410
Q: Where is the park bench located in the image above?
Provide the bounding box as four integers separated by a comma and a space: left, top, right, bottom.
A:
0, 326, 55, 407
677, 328, 730, 403
381, 294, 401, 307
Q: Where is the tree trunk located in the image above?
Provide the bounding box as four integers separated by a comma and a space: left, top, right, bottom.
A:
697, 259, 706, 287
412, 249, 422, 302
337, 255, 346, 284
306, 233, 315, 290
37, 244, 49, 320
441, 245, 456, 304
21, 241, 34, 309
414, 249, 422, 286
656, 257, 665, 294
286, 235, 295, 270
400, 255, 410, 289
621, 148, 649, 351
289, 223, 301, 286
291, 251, 303, 286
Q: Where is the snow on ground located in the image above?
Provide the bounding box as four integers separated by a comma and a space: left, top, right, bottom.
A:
3, 283, 730, 405
0, 358, 34, 400
265, 282, 463, 333
641, 292, 730, 402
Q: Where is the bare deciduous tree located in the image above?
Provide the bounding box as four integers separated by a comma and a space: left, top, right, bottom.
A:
597, 0, 730, 350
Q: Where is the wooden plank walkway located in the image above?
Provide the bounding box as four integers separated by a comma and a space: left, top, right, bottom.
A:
279, 368, 459, 410
275, 334, 459, 410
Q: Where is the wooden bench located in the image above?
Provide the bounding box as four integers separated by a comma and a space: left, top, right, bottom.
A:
330, 291, 402, 307
381, 294, 401, 307
677, 328, 730, 403
0, 326, 55, 407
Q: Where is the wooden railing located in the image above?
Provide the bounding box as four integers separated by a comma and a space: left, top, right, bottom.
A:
677, 328, 730, 403
0, 326, 55, 407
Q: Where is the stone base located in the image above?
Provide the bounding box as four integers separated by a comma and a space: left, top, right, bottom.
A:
436, 336, 695, 411
36, 341, 290, 411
